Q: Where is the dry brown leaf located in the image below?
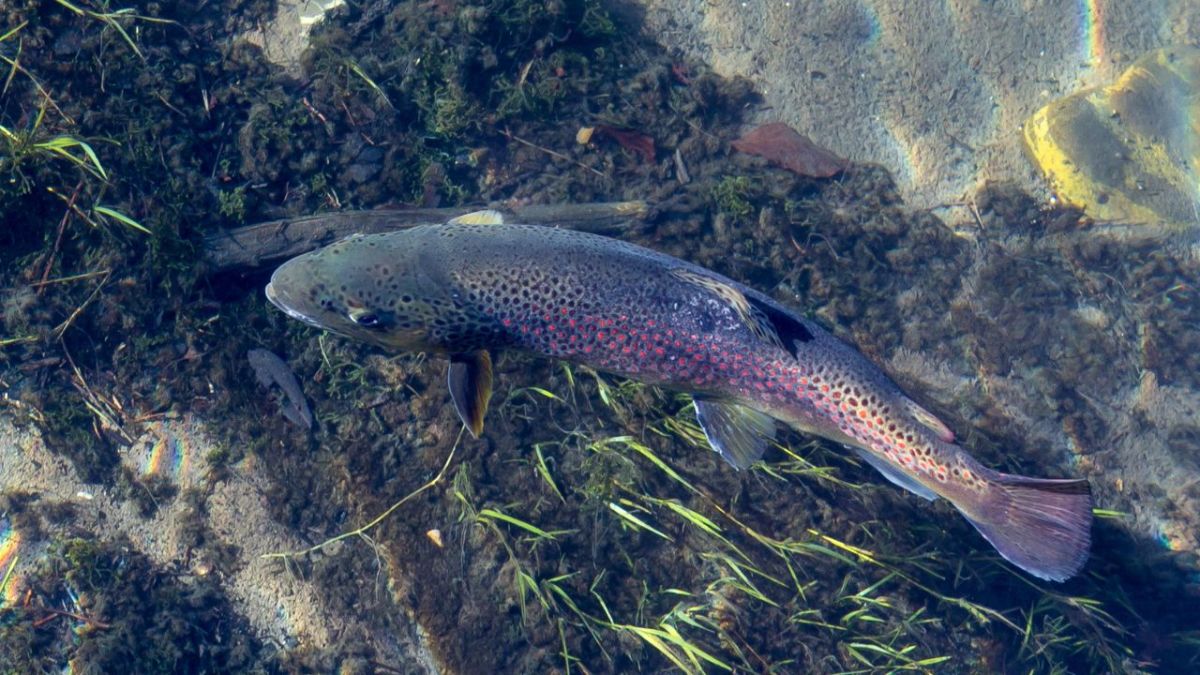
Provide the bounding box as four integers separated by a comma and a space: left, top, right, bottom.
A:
731, 122, 846, 178
595, 125, 656, 163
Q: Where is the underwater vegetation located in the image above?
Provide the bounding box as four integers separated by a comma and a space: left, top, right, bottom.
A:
0, 0, 1197, 673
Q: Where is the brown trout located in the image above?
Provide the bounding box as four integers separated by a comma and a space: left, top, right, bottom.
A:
266, 211, 1092, 581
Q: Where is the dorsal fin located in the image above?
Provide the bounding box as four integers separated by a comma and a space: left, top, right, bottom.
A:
742, 294, 814, 355
693, 397, 777, 470
904, 398, 955, 442
671, 269, 782, 347
448, 209, 505, 225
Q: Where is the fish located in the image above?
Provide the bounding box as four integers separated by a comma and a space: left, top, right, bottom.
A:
265, 210, 1092, 581
247, 348, 314, 430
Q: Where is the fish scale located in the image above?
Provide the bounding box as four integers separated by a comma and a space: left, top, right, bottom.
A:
266, 215, 1092, 582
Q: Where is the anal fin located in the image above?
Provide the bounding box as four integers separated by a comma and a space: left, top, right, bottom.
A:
694, 398, 777, 470
853, 448, 938, 501
447, 350, 494, 438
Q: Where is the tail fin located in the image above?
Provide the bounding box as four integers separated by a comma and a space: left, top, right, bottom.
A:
957, 472, 1093, 582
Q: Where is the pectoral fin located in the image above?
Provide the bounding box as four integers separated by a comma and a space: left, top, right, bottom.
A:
447, 350, 494, 438
694, 398, 777, 470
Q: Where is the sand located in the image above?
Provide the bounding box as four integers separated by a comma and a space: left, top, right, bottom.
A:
638, 0, 1200, 217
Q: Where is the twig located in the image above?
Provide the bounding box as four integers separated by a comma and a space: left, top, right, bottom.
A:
29, 269, 110, 288
501, 127, 606, 178
52, 269, 111, 339
262, 429, 464, 561
38, 181, 83, 293
31, 606, 111, 630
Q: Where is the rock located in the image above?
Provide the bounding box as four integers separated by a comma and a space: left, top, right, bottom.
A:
1023, 46, 1200, 229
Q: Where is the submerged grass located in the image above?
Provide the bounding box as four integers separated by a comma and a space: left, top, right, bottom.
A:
444, 357, 1149, 673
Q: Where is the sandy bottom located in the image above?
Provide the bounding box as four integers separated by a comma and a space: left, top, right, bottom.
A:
639, 0, 1200, 218
0, 412, 435, 669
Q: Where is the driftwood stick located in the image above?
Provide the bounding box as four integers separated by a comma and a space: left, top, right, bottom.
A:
203, 201, 650, 273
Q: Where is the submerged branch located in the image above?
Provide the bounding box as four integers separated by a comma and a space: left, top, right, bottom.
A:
202, 201, 651, 273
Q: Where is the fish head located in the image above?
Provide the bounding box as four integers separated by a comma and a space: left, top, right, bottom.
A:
265, 232, 444, 351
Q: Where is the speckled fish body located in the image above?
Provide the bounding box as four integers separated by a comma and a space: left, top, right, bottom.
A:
266, 217, 1092, 581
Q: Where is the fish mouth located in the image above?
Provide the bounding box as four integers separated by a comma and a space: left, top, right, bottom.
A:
264, 280, 325, 329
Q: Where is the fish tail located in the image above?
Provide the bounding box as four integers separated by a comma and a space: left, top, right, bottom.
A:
955, 469, 1092, 582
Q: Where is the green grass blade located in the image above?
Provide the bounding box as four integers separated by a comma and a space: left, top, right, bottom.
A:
608, 501, 672, 541
477, 508, 567, 540
533, 444, 565, 503
0, 553, 18, 602
94, 205, 150, 234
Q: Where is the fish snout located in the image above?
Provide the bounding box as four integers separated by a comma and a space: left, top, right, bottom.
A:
265, 263, 327, 329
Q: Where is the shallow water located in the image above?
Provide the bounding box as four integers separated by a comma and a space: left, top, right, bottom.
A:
1, 1, 1199, 673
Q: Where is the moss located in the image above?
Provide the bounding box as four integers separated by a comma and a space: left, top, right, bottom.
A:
0, 537, 265, 673
217, 186, 248, 222
113, 467, 179, 518
35, 390, 120, 485
710, 174, 756, 221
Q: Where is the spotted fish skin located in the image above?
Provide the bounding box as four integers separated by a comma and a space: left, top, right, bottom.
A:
266, 220, 1092, 581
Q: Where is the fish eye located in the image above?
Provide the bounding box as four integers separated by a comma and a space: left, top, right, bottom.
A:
352, 312, 382, 327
